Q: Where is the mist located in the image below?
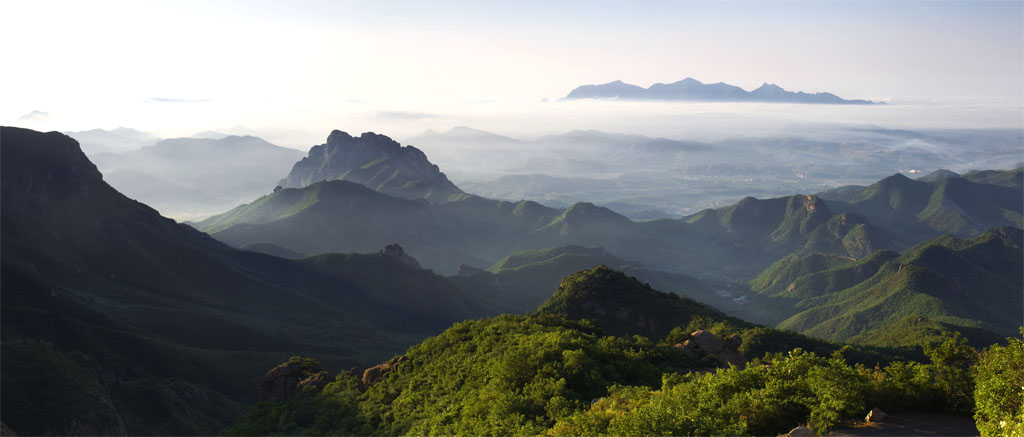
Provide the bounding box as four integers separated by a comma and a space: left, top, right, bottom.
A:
44, 96, 1021, 222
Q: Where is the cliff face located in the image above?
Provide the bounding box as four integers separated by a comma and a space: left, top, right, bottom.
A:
279, 130, 463, 203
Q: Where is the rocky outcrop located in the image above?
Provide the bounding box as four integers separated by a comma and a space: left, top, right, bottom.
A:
278, 130, 463, 202
381, 244, 422, 269
297, 371, 332, 394
677, 330, 746, 369
260, 357, 323, 402
362, 356, 404, 387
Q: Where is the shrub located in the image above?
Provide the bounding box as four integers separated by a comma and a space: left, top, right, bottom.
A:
973, 333, 1024, 436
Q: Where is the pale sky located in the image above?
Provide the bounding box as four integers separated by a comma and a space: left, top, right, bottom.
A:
3, 0, 1022, 147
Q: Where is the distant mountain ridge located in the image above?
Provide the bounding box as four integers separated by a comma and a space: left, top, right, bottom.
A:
279, 130, 464, 203
748, 227, 1023, 347
64, 127, 159, 154
817, 170, 1023, 241
90, 135, 304, 218
562, 78, 877, 104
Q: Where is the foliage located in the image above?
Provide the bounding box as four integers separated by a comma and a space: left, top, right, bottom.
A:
222, 374, 364, 436
552, 341, 990, 436
228, 318, 994, 436
973, 332, 1024, 436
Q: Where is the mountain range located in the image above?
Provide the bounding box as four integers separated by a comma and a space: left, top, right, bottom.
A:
195, 181, 887, 278
90, 135, 305, 219
400, 126, 1022, 220
64, 127, 160, 155
2, 125, 1020, 435
0, 127, 501, 435
562, 78, 878, 104
195, 139, 1022, 281
819, 170, 1023, 241
747, 227, 1023, 347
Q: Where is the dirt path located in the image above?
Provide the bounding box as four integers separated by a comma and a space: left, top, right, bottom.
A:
829, 412, 978, 436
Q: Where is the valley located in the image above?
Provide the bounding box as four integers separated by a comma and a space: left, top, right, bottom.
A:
5, 2, 1022, 435
2, 123, 1020, 435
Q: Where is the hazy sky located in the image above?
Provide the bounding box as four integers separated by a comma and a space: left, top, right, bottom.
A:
3, 0, 1022, 147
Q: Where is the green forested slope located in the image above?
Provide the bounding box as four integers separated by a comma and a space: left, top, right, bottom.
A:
819, 170, 1023, 240
749, 227, 1023, 347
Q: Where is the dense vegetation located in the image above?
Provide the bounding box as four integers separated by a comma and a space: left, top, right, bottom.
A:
973, 332, 1024, 436
227, 310, 1020, 436
225, 266, 1015, 436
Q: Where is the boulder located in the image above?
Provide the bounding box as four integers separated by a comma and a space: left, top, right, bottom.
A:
690, 330, 724, 354
785, 425, 814, 437
677, 340, 698, 352
865, 407, 888, 422
724, 334, 742, 350
683, 330, 747, 369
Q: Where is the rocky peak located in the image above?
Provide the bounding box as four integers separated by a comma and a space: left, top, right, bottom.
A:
278, 130, 462, 202
380, 243, 423, 270
326, 129, 353, 143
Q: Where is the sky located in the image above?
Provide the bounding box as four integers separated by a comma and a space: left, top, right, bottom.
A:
3, 0, 1022, 147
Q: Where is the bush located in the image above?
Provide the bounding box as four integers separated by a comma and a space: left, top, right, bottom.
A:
973, 334, 1024, 437
551, 349, 874, 435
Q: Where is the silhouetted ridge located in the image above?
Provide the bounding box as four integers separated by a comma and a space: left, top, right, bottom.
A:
563, 78, 877, 104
